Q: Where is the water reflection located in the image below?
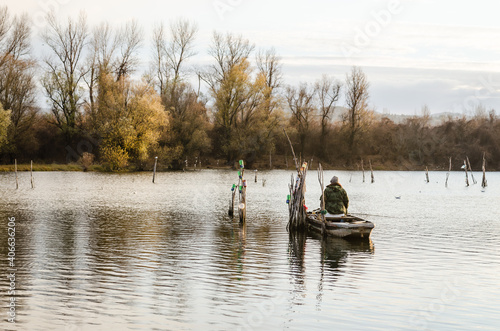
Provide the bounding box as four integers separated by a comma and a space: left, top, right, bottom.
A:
288, 231, 375, 309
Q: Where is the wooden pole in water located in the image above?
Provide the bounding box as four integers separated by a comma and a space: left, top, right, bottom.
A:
318, 163, 326, 236
238, 160, 246, 223
425, 166, 430, 183
482, 152, 487, 188
463, 160, 469, 187
15, 159, 18, 190
445, 157, 451, 188
228, 184, 236, 216
152, 156, 158, 183
466, 156, 477, 184
369, 160, 374, 183
254, 169, 258, 183
30, 160, 34, 189
361, 159, 365, 183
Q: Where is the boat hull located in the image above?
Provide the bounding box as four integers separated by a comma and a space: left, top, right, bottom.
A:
306, 213, 374, 239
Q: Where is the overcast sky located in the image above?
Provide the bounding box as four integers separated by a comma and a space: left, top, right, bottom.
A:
5, 0, 500, 115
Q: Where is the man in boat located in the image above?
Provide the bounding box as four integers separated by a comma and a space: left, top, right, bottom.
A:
320, 176, 349, 215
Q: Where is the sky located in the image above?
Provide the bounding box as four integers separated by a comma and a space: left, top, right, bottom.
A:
4, 0, 500, 115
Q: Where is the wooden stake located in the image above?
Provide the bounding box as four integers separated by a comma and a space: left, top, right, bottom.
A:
466, 156, 477, 184
464, 160, 469, 187
425, 166, 429, 183
30, 160, 34, 189
318, 163, 326, 236
445, 157, 451, 188
228, 184, 236, 216
369, 160, 374, 183
254, 169, 258, 183
238, 160, 246, 223
152, 156, 158, 183
15, 159, 18, 190
482, 152, 487, 188
361, 159, 365, 183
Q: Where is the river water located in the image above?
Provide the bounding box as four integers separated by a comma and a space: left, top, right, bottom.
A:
0, 170, 499, 330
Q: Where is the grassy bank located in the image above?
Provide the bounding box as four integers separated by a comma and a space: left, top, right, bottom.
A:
0, 163, 107, 172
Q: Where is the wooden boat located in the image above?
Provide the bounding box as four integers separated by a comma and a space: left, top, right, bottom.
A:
306, 210, 374, 239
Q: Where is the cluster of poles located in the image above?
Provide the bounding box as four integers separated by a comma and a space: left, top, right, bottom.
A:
442, 153, 487, 188
13, 159, 35, 189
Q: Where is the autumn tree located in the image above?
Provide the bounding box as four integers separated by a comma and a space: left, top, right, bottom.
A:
95, 73, 167, 170
254, 47, 284, 159
0, 7, 38, 159
150, 19, 209, 169
0, 102, 10, 151
201, 32, 258, 162
41, 11, 88, 143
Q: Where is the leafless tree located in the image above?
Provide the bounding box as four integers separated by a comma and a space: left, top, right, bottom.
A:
114, 20, 143, 81
41, 11, 88, 140
344, 66, 370, 158
315, 74, 341, 155
286, 82, 316, 156
151, 19, 197, 98
0, 7, 31, 68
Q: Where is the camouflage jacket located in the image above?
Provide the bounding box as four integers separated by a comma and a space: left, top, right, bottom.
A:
320, 183, 349, 214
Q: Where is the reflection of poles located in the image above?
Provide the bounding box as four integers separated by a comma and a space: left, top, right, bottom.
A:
30, 160, 34, 189
445, 157, 451, 188
482, 152, 487, 188
15, 159, 18, 190
369, 160, 374, 183
466, 156, 477, 184
361, 159, 365, 183
318, 163, 326, 236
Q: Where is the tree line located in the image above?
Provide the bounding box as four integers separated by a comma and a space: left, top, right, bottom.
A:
0, 6, 498, 171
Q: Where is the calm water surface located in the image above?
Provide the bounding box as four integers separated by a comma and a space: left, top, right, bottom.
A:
0, 170, 499, 330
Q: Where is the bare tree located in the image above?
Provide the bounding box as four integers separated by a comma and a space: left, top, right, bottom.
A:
114, 20, 143, 81
315, 74, 341, 156
0, 7, 31, 68
344, 66, 370, 159
151, 19, 197, 99
41, 11, 88, 141
286, 82, 316, 156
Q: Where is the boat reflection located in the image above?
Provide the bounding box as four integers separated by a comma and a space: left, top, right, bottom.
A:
288, 231, 375, 306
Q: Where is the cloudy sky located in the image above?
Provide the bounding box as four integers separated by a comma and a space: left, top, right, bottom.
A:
5, 0, 500, 114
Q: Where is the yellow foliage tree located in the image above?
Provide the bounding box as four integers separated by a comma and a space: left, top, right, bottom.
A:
93, 73, 167, 170
0, 102, 11, 151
